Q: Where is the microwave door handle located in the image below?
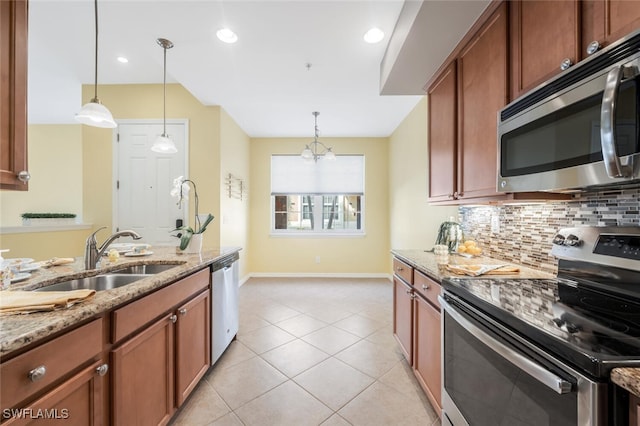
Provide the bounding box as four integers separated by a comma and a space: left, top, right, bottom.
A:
439, 296, 573, 395
600, 65, 633, 178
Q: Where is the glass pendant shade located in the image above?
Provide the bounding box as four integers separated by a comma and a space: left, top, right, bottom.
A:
324, 149, 336, 161
151, 133, 178, 154
76, 98, 117, 128
301, 147, 313, 160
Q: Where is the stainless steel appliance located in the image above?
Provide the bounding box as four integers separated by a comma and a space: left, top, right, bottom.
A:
497, 30, 640, 193
211, 251, 239, 365
440, 226, 640, 425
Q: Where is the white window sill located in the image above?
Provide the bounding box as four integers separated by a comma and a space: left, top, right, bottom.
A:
0, 223, 93, 235
269, 232, 366, 238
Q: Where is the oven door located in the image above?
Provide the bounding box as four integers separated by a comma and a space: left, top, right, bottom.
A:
440, 293, 607, 426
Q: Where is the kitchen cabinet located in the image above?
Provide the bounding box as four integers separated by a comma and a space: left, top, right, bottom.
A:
509, 0, 580, 100
0, 0, 28, 191
427, 62, 457, 202
582, 0, 640, 56
0, 318, 106, 424
111, 268, 210, 425
631, 393, 640, 426
392, 257, 442, 415
427, 2, 508, 203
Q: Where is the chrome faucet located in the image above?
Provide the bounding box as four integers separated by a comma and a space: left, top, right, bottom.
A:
84, 227, 142, 270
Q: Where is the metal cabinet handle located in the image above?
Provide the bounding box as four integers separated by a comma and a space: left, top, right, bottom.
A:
405, 289, 412, 295
586, 40, 601, 55
422, 284, 430, 291
28, 365, 46, 382
560, 58, 572, 71
396, 266, 403, 272
601, 65, 634, 178
170, 314, 178, 323
17, 171, 30, 184
96, 364, 109, 377
179, 308, 187, 316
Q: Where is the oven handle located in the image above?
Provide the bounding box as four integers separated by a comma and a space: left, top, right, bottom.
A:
439, 295, 573, 395
600, 64, 633, 178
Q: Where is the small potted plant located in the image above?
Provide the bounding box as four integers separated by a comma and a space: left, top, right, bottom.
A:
170, 176, 214, 253
21, 213, 77, 226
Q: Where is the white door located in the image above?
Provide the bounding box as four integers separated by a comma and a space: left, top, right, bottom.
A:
116, 122, 187, 246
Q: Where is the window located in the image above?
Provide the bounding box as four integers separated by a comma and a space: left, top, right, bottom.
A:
271, 155, 364, 234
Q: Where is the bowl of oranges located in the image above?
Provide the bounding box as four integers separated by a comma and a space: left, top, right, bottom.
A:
457, 240, 482, 256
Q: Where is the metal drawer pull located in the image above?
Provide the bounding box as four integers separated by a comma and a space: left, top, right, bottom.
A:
28, 365, 46, 382
170, 314, 178, 323
396, 266, 404, 272
406, 289, 412, 295
422, 284, 430, 291
17, 171, 31, 183
96, 364, 109, 377
179, 308, 187, 315
440, 296, 573, 395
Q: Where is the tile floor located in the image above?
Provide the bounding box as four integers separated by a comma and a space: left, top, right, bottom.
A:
171, 277, 441, 426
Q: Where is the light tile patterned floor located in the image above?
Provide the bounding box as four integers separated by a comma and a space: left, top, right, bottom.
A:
171, 277, 441, 426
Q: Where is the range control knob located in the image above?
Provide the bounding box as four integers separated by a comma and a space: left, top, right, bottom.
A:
552, 234, 566, 245
564, 234, 582, 247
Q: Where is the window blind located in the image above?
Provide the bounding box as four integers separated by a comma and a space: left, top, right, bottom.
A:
271, 155, 364, 195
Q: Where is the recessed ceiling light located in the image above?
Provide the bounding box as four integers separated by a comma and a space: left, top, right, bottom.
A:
117, 56, 129, 63
363, 27, 384, 44
216, 28, 238, 44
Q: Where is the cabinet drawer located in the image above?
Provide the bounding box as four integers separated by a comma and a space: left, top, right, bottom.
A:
0, 318, 103, 410
393, 258, 413, 284
414, 270, 441, 309
112, 268, 210, 343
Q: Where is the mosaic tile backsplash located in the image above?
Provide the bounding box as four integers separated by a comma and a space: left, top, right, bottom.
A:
459, 188, 640, 275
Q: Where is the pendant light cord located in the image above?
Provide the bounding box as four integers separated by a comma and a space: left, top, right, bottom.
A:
93, 0, 99, 101
163, 45, 167, 135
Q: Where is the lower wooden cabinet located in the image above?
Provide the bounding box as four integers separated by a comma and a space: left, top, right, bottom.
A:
393, 276, 413, 363
630, 393, 640, 426
3, 360, 107, 426
392, 258, 442, 416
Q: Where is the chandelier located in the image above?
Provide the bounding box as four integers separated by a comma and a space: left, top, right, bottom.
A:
301, 112, 336, 163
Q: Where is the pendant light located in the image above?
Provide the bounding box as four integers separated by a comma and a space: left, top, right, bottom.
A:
75, 0, 117, 128
151, 38, 178, 154
301, 112, 336, 162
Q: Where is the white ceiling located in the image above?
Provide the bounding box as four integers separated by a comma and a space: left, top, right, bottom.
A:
27, 0, 487, 138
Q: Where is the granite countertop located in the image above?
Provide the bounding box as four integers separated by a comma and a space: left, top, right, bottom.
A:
391, 249, 640, 399
0, 246, 240, 357
390, 248, 554, 282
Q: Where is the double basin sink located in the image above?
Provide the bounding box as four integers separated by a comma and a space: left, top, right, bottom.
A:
36, 264, 179, 292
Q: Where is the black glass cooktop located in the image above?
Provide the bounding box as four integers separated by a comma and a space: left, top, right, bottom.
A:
442, 269, 640, 379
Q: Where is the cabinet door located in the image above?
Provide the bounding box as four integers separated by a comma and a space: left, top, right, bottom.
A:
393, 276, 413, 363
3, 361, 106, 426
582, 0, 640, 54
457, 2, 508, 200
510, 0, 580, 99
427, 62, 457, 202
0, 0, 28, 191
631, 393, 640, 426
413, 296, 441, 414
175, 290, 210, 407
112, 314, 175, 426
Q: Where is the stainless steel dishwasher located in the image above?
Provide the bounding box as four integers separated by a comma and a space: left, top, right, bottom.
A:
210, 251, 240, 365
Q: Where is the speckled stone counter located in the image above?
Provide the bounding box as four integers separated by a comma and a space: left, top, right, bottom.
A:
612, 368, 640, 398
0, 246, 240, 357
390, 249, 554, 282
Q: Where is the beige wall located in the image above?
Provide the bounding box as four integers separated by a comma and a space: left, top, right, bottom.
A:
388, 97, 457, 254
219, 109, 251, 280
248, 137, 390, 275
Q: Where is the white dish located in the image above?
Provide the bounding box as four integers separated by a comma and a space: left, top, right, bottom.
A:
5, 258, 34, 266
10, 272, 31, 283
124, 251, 153, 257
108, 243, 135, 254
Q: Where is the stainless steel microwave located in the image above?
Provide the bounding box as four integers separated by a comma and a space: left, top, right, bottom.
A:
497, 31, 640, 193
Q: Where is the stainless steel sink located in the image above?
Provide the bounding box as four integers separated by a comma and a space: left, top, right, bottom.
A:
111, 264, 179, 275
35, 274, 148, 292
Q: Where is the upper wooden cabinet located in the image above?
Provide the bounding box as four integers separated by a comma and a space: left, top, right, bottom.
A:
457, 3, 508, 201
427, 62, 457, 202
0, 0, 28, 191
509, 0, 581, 100
582, 0, 640, 55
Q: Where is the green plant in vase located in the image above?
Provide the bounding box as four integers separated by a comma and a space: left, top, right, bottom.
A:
170, 176, 214, 250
